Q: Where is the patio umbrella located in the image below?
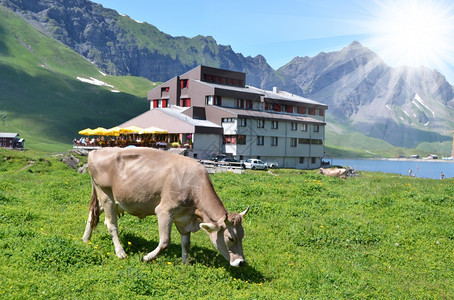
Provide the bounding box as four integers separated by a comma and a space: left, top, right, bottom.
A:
119, 126, 143, 134
91, 127, 108, 135
78, 128, 95, 135
139, 126, 168, 134
105, 126, 121, 136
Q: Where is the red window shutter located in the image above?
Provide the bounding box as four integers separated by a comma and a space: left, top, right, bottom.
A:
186, 98, 191, 107
298, 107, 305, 114
265, 103, 268, 110
162, 99, 167, 107
286, 105, 293, 113
181, 80, 184, 89
274, 104, 281, 112
309, 108, 316, 115
153, 100, 158, 108
319, 109, 324, 116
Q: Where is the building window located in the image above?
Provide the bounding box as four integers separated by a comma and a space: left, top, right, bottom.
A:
238, 135, 246, 145
272, 121, 278, 129
298, 107, 306, 114
286, 105, 293, 113
257, 119, 264, 128
290, 138, 297, 147
309, 108, 316, 115
223, 135, 246, 145
214, 96, 222, 106
299, 157, 305, 164
246, 100, 253, 110
257, 136, 264, 145
222, 118, 234, 123
239, 118, 247, 127
180, 79, 188, 89
180, 98, 191, 107
206, 96, 213, 105
313, 125, 320, 132
236, 99, 244, 109
301, 124, 307, 132
311, 157, 317, 164
271, 137, 278, 146
319, 109, 325, 116
223, 135, 236, 144
298, 138, 310, 144
291, 122, 297, 130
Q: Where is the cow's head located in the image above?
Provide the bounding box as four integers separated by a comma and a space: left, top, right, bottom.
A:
200, 206, 249, 267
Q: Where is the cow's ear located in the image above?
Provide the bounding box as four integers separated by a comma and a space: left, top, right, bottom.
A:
200, 222, 221, 233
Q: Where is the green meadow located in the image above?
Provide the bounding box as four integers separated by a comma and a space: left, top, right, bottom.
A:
0, 148, 453, 298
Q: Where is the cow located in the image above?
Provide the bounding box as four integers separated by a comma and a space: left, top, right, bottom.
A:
318, 167, 347, 179
82, 147, 249, 267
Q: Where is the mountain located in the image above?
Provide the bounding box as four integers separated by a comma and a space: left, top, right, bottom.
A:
279, 42, 454, 149
0, 0, 285, 89
1, 0, 454, 155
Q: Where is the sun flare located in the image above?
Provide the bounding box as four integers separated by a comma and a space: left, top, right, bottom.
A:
365, 0, 454, 72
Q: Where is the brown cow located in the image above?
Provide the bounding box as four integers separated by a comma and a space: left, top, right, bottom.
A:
82, 147, 249, 267
318, 167, 347, 179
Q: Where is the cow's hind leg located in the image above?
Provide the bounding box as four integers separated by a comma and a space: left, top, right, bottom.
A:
142, 206, 173, 262
99, 188, 127, 259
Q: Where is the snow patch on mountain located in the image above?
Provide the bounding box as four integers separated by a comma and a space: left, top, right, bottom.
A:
413, 94, 435, 118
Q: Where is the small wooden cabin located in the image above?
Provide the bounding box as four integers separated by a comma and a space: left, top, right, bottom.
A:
0, 133, 25, 149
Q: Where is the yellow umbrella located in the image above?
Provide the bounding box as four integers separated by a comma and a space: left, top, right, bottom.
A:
78, 128, 95, 135
119, 126, 143, 134
91, 127, 108, 135
105, 126, 121, 136
139, 126, 168, 134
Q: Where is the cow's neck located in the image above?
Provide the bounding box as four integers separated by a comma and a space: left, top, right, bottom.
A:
196, 188, 228, 223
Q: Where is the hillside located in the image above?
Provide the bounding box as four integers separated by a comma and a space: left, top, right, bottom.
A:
0, 5, 152, 151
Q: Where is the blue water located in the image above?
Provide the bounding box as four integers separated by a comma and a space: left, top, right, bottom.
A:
330, 158, 454, 179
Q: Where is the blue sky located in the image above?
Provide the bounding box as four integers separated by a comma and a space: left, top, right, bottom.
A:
93, 0, 454, 83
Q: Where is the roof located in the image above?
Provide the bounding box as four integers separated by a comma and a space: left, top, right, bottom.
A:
194, 80, 327, 107
0, 132, 19, 138
247, 86, 327, 107
194, 80, 263, 96
118, 106, 221, 134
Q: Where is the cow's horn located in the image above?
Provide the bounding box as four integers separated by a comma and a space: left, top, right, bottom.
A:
239, 206, 250, 217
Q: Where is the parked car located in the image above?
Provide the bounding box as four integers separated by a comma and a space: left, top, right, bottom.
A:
265, 161, 279, 169
216, 158, 244, 168
243, 159, 268, 170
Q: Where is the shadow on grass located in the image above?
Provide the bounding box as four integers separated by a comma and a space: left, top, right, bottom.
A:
119, 233, 266, 283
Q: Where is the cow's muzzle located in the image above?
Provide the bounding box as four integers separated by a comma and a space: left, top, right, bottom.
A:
230, 258, 246, 267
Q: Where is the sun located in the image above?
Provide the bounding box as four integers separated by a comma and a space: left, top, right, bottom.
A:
365, 0, 454, 71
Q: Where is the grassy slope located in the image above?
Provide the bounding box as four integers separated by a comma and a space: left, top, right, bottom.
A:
0, 149, 452, 298
0, 6, 154, 152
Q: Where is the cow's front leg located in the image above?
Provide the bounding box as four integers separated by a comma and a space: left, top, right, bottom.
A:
143, 208, 173, 262
181, 233, 191, 264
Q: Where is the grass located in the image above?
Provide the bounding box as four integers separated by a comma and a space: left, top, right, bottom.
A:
1, 148, 453, 298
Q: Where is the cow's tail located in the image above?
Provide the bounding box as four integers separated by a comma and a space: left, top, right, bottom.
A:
89, 184, 101, 229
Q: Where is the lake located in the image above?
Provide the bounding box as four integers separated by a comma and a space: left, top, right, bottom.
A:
329, 158, 454, 179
